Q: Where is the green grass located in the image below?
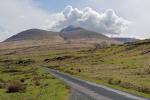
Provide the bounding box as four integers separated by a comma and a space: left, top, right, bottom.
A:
67, 72, 150, 99
0, 60, 70, 100
40, 44, 150, 98
0, 41, 150, 99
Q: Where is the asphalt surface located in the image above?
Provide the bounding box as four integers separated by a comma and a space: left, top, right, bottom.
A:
48, 69, 149, 100
69, 89, 95, 100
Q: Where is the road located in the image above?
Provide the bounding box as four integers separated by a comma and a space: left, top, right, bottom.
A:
48, 69, 149, 100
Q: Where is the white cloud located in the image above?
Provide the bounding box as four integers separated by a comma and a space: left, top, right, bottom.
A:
77, 0, 150, 39
0, 0, 130, 41
0, 0, 62, 41
53, 6, 130, 35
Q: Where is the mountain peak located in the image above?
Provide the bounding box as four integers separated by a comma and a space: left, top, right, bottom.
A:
59, 25, 113, 42
60, 25, 83, 33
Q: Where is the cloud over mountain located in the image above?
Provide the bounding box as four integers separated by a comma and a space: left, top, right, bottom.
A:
54, 6, 130, 35
0, 0, 130, 41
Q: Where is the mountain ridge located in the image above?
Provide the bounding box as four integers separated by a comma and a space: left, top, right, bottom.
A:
5, 29, 63, 42
4, 26, 120, 44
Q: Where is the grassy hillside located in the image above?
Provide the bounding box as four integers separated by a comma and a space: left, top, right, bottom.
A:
0, 58, 70, 100
50, 42, 150, 98
0, 40, 150, 99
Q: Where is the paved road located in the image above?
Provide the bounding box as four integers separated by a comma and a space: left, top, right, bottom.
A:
48, 69, 149, 100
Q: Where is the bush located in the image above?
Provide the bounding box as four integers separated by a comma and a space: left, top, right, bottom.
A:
70, 68, 74, 70
44, 59, 50, 62
2, 69, 22, 73
35, 81, 41, 86
16, 59, 34, 66
6, 81, 26, 93
0, 83, 3, 88
138, 87, 150, 94
20, 78, 25, 83
78, 69, 81, 72
32, 76, 42, 86
108, 78, 121, 85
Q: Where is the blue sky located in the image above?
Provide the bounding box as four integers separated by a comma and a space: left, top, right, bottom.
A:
0, 0, 150, 41
36, 0, 71, 12
35, 0, 84, 12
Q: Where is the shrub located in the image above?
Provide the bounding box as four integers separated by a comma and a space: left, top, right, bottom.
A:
47, 65, 59, 69
2, 69, 22, 73
108, 78, 113, 84
138, 87, 150, 94
32, 76, 42, 86
145, 68, 150, 74
16, 59, 34, 66
44, 59, 50, 62
6, 81, 26, 93
35, 81, 41, 86
119, 82, 150, 94
70, 68, 74, 70
0, 83, 3, 88
0, 78, 4, 83
20, 78, 25, 83
78, 69, 81, 72
108, 78, 121, 85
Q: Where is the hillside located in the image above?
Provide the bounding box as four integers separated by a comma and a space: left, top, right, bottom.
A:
0, 37, 150, 99
5, 29, 64, 42
42, 39, 150, 98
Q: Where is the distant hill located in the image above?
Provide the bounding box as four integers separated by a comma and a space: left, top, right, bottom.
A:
126, 39, 150, 45
112, 37, 139, 43
5, 29, 63, 42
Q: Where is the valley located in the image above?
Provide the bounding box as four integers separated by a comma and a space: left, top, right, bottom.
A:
1, 1, 150, 100
0, 27, 149, 99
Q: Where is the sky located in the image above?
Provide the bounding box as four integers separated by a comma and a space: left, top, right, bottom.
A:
0, 0, 150, 41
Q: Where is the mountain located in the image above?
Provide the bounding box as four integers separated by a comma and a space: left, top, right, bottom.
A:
60, 25, 108, 39
60, 25, 120, 44
112, 37, 139, 43
4, 26, 120, 45
60, 25, 83, 33
5, 29, 63, 42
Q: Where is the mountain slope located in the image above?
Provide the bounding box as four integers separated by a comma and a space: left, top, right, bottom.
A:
5, 29, 63, 42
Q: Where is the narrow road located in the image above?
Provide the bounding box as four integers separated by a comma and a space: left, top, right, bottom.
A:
48, 69, 149, 100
